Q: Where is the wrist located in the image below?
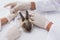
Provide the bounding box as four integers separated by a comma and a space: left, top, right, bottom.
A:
30, 2, 36, 10
46, 22, 53, 31
1, 18, 8, 25
6, 14, 17, 22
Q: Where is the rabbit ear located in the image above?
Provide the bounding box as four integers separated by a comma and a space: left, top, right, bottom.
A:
19, 12, 25, 21
26, 10, 29, 20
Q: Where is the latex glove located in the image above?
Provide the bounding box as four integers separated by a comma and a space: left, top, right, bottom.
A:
6, 13, 18, 22
4, 2, 32, 14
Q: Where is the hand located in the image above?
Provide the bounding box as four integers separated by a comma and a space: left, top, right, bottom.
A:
4, 2, 17, 9
4, 2, 31, 14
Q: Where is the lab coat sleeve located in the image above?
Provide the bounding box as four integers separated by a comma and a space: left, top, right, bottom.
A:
12, 1, 31, 11
31, 12, 50, 29
6, 14, 18, 22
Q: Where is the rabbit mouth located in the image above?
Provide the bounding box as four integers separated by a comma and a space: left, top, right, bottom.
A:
22, 20, 32, 32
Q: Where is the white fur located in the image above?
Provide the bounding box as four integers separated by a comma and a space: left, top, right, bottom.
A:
6, 26, 20, 40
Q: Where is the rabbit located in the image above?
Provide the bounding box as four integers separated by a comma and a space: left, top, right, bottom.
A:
19, 10, 33, 32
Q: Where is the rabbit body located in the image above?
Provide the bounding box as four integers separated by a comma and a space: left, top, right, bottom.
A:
6, 26, 20, 40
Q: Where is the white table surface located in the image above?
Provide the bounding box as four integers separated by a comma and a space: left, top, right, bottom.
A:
0, 0, 60, 40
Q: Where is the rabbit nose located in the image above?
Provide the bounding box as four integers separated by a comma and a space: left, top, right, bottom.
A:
23, 20, 28, 23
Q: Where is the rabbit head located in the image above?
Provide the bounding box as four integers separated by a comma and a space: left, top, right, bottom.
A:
19, 10, 33, 32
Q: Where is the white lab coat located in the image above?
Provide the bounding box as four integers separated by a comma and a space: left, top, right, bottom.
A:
33, 0, 60, 13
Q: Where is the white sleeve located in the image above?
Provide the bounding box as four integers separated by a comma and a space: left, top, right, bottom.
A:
6, 14, 17, 22
31, 13, 50, 29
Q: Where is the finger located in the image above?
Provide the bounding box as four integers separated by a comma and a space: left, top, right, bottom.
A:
10, 2, 17, 8
12, 6, 20, 13
29, 15, 34, 21
4, 2, 16, 8
11, 5, 16, 9
4, 3, 13, 7
10, 8, 18, 14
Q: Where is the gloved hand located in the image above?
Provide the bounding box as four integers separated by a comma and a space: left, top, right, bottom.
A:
4, 2, 36, 14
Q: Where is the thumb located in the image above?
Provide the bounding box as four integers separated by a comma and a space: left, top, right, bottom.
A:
4, 2, 17, 8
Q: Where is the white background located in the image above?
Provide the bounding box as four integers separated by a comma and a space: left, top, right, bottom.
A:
0, 0, 60, 40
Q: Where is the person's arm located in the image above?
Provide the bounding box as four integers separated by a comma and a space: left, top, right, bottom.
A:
46, 22, 53, 31
30, 2, 36, 10
1, 18, 8, 25
30, 13, 53, 32
4, 2, 36, 14
0, 14, 17, 31
0, 14, 17, 25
